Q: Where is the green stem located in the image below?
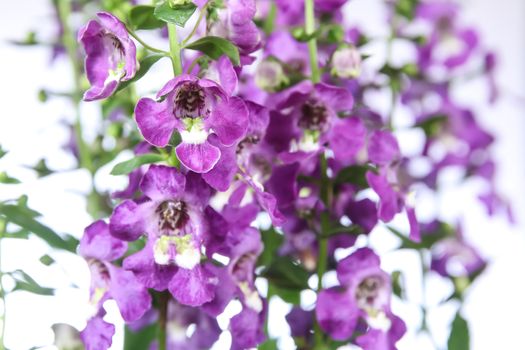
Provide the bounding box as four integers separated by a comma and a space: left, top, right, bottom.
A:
304, 0, 320, 83
127, 29, 170, 56
0, 220, 5, 350
313, 153, 331, 348
181, 1, 210, 47
167, 24, 183, 76
157, 292, 169, 350
57, 0, 93, 173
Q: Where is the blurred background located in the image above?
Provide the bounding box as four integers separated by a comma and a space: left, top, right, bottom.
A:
0, 0, 524, 349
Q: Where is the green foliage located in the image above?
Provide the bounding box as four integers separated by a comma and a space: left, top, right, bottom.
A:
184, 36, 241, 66
39, 254, 55, 266
28, 159, 54, 178
258, 339, 278, 350
110, 153, 166, 176
117, 54, 165, 92
257, 227, 284, 267
395, 0, 420, 20
335, 164, 375, 188
154, 1, 197, 27
10, 269, 55, 296
261, 256, 310, 291
0, 203, 78, 252
448, 312, 470, 350
416, 115, 448, 137
0, 171, 20, 184
129, 5, 165, 30
123, 324, 157, 350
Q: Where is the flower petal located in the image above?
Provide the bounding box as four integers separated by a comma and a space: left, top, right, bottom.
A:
316, 287, 359, 341
80, 315, 115, 350
168, 265, 216, 307
80, 220, 127, 261
176, 141, 221, 173
107, 265, 152, 322
208, 97, 249, 146
109, 200, 146, 242
139, 164, 186, 202
135, 98, 177, 147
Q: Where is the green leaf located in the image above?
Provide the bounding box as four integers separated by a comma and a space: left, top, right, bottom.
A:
448, 312, 470, 350
27, 159, 54, 178
391, 270, 405, 299
0, 171, 20, 184
386, 226, 422, 250
154, 2, 197, 27
335, 164, 374, 188
0, 204, 77, 252
39, 254, 55, 266
10, 270, 54, 296
0, 145, 7, 159
271, 284, 301, 304
261, 256, 310, 291
258, 339, 278, 350
123, 324, 157, 350
415, 115, 447, 138
117, 54, 165, 92
185, 36, 240, 66
129, 5, 165, 30
257, 228, 284, 267
110, 153, 166, 176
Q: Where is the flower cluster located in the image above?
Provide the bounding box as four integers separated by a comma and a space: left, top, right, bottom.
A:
70, 0, 508, 349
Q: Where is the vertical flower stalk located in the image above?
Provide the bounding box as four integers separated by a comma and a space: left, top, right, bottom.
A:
304, 0, 320, 83
57, 0, 92, 172
168, 24, 183, 76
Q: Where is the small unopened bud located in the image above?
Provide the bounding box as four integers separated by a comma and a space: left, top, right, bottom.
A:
331, 45, 361, 79
38, 89, 48, 102
255, 60, 289, 92
168, 0, 193, 8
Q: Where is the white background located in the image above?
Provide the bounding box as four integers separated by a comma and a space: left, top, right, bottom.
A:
0, 0, 524, 349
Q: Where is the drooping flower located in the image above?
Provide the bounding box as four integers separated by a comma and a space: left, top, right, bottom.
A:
78, 220, 152, 350
78, 12, 137, 101
135, 75, 248, 173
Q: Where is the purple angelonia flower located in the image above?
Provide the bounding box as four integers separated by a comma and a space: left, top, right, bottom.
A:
79, 220, 152, 322
110, 165, 217, 306
78, 221, 151, 350
78, 12, 137, 101
208, 0, 260, 58
135, 75, 248, 173
269, 80, 362, 163
316, 248, 406, 346
80, 311, 115, 350
415, 2, 479, 72
429, 224, 486, 278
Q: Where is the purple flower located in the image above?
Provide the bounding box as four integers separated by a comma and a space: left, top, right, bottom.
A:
430, 225, 486, 278
110, 165, 217, 306
80, 312, 115, 350
78, 12, 137, 101
79, 220, 152, 322
269, 81, 360, 162
79, 221, 151, 350
316, 248, 406, 345
209, 0, 261, 57
135, 75, 248, 173
415, 2, 479, 72
366, 168, 420, 242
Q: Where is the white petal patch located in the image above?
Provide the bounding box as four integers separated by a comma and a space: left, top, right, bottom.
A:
174, 246, 201, 270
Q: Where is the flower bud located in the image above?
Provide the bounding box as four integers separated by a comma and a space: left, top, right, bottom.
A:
330, 45, 361, 79
169, 0, 193, 7
255, 60, 289, 92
